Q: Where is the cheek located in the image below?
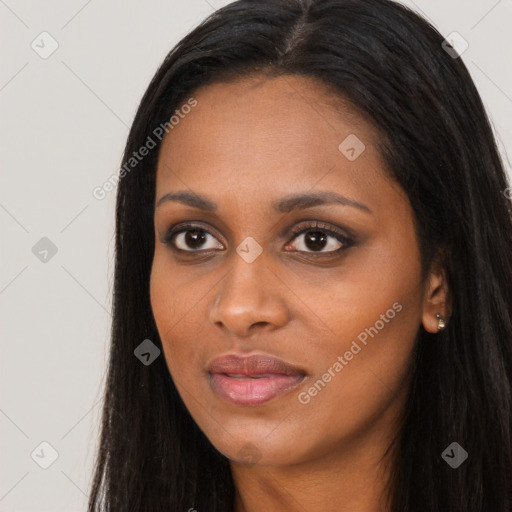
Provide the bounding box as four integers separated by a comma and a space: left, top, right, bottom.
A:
294, 230, 424, 437
149, 253, 217, 392
297, 322, 417, 463
303, 295, 419, 409
150, 256, 193, 376
304, 229, 422, 358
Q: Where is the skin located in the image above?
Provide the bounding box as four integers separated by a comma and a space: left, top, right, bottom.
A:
150, 74, 450, 512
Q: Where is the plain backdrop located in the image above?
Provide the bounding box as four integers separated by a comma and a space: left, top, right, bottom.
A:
1, 0, 511, 510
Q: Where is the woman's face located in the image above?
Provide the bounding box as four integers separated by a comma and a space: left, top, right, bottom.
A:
150, 74, 438, 467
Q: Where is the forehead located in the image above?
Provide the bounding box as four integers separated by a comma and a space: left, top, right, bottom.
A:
155, 74, 388, 205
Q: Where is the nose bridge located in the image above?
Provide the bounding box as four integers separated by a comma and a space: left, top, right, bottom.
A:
208, 248, 289, 336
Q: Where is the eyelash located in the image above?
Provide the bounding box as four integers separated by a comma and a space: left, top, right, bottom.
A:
163, 221, 355, 257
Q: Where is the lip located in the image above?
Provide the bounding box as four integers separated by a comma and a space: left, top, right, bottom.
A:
207, 354, 306, 406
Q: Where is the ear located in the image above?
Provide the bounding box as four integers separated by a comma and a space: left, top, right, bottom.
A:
421, 252, 452, 334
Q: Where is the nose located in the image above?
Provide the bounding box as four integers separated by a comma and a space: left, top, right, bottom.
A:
207, 251, 290, 338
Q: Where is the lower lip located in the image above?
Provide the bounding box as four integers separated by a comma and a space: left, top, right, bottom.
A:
209, 373, 305, 406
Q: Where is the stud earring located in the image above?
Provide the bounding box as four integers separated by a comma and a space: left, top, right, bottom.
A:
436, 314, 446, 331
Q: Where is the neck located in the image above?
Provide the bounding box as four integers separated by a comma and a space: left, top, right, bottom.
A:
230, 422, 399, 512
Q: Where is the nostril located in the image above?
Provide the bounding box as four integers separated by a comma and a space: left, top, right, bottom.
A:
252, 321, 269, 328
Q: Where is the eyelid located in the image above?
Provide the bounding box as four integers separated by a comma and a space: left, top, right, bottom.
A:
287, 220, 354, 240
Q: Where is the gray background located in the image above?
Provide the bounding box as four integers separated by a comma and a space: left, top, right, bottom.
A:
1, 0, 511, 510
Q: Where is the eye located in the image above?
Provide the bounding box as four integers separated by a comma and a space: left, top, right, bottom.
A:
286, 221, 353, 254
163, 220, 354, 256
164, 224, 224, 252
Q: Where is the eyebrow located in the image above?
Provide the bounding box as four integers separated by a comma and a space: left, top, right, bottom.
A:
156, 190, 372, 215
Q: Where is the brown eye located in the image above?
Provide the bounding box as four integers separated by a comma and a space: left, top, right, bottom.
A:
287, 221, 354, 254
290, 230, 345, 253
165, 225, 224, 252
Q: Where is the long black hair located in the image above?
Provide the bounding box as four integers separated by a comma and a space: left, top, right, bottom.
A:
87, 0, 512, 510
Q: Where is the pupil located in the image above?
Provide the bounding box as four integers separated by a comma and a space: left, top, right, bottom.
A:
306, 231, 327, 251
185, 230, 206, 249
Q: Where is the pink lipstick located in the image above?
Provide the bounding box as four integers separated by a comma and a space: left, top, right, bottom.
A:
207, 354, 306, 406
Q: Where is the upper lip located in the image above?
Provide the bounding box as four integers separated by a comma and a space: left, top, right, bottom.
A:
207, 354, 306, 376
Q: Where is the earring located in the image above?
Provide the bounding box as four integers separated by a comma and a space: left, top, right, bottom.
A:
436, 314, 446, 331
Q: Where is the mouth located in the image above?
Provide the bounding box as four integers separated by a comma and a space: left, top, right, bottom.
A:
207, 354, 306, 406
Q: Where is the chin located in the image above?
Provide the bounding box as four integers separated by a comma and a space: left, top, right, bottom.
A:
202, 424, 309, 467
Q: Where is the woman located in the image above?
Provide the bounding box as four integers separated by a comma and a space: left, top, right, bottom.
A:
88, 0, 512, 510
